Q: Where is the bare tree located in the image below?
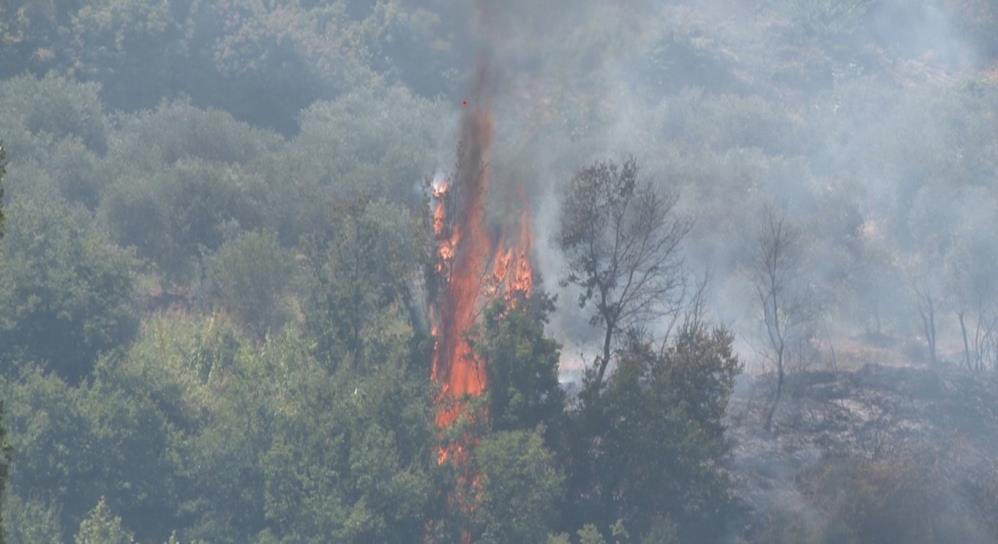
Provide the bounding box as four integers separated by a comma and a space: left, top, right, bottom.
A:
752, 206, 816, 431
912, 281, 939, 367
558, 157, 692, 392
901, 238, 948, 367
948, 242, 998, 372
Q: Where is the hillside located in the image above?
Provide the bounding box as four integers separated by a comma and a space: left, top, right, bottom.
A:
729, 364, 998, 542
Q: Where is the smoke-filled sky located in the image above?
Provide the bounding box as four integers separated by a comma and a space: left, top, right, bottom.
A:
440, 0, 998, 371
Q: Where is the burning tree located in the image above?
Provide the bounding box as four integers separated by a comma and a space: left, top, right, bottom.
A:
424, 63, 539, 539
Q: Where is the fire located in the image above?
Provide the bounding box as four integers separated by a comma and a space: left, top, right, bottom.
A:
429, 121, 536, 431
427, 63, 535, 532
488, 209, 534, 302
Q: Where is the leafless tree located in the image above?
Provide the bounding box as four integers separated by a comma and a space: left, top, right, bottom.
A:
948, 243, 998, 372
558, 157, 693, 392
901, 244, 946, 367
912, 281, 939, 367
752, 206, 817, 431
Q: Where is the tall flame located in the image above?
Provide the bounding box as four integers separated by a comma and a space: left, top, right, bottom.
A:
428, 69, 534, 460
426, 64, 535, 544
430, 97, 495, 433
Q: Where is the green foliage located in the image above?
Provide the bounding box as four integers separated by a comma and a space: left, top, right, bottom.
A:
641, 517, 679, 544
301, 199, 426, 369
69, 0, 179, 111
205, 230, 294, 337
97, 101, 281, 280
114, 312, 245, 434
566, 322, 741, 541
101, 157, 269, 281
3, 310, 435, 544
3, 359, 182, 542
472, 429, 564, 544
0, 74, 107, 158
577, 524, 607, 544
291, 85, 450, 206
107, 100, 282, 169
81, 358, 184, 539
74, 497, 134, 544
179, 327, 435, 543
3, 494, 62, 543
261, 361, 435, 543
2, 367, 89, 540
547, 532, 572, 544
473, 294, 564, 434
0, 197, 139, 381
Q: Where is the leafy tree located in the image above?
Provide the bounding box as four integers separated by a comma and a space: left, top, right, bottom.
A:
290, 84, 450, 205
547, 532, 573, 544
205, 230, 294, 337
3, 357, 183, 543
176, 324, 435, 543
98, 101, 279, 280
3, 493, 62, 543
0, 74, 107, 158
101, 157, 268, 282
0, 0, 76, 78
2, 366, 90, 541
259, 359, 435, 543
566, 320, 741, 542
0, 196, 139, 381
106, 100, 282, 169
80, 357, 184, 541
471, 429, 564, 544
74, 497, 134, 544
577, 524, 607, 544
69, 0, 180, 112
558, 157, 692, 392
301, 199, 427, 369
784, 0, 871, 45
472, 293, 564, 434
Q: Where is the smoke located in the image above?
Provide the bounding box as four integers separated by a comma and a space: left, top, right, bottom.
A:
442, 0, 996, 374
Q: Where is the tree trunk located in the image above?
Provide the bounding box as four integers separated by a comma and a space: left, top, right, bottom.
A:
764, 345, 784, 432
594, 319, 615, 391
919, 295, 937, 366
959, 311, 972, 370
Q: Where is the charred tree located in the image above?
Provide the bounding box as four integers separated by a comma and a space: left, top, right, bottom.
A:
752, 206, 815, 432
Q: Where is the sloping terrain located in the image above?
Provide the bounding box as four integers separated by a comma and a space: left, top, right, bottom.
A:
728, 364, 998, 542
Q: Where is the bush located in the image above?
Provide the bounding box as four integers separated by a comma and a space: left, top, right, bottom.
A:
205, 230, 294, 337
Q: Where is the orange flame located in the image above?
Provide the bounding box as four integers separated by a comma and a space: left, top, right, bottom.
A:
427, 63, 535, 539
429, 97, 494, 436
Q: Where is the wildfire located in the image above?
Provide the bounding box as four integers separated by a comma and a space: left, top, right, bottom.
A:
426, 61, 535, 541
428, 128, 535, 431
491, 208, 535, 300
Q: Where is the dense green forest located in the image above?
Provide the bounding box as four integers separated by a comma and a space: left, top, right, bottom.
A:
1, 0, 998, 542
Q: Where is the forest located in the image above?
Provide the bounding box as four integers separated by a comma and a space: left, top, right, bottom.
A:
1, 0, 998, 543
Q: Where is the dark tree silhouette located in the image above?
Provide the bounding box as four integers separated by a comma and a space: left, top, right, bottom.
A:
558, 157, 692, 392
